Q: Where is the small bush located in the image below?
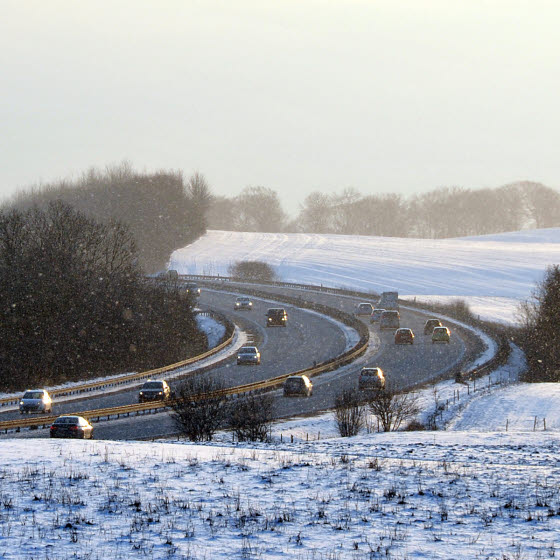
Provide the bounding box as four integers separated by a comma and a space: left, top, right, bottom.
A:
171, 377, 228, 441
404, 420, 425, 431
333, 389, 365, 437
228, 260, 278, 282
367, 389, 420, 432
228, 393, 274, 442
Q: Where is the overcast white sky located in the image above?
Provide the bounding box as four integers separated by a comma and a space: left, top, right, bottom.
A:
2, 1, 559, 212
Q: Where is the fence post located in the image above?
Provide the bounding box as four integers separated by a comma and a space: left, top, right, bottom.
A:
506, 419, 508, 432
544, 418, 546, 431
534, 416, 537, 431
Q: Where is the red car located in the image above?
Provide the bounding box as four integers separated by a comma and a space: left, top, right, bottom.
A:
394, 328, 414, 345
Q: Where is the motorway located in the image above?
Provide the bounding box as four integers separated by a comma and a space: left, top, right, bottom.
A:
1, 284, 481, 440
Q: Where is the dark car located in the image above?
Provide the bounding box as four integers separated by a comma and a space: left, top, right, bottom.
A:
355, 302, 374, 316
395, 328, 415, 345
370, 308, 386, 323
234, 296, 253, 311
379, 310, 400, 330
139, 380, 172, 403
185, 283, 201, 297
50, 416, 94, 439
283, 375, 313, 397
423, 318, 442, 335
266, 308, 288, 327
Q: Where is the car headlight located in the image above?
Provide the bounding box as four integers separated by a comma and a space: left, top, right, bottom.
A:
20, 401, 24, 406
140, 392, 144, 395
158, 391, 162, 395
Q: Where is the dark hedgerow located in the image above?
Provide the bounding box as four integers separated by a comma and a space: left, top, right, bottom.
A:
0, 201, 207, 391
228, 260, 278, 282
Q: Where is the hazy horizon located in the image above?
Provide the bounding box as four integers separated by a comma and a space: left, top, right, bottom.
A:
2, 1, 559, 213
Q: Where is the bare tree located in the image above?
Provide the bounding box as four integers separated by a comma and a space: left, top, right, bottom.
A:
171, 376, 229, 441
234, 186, 287, 232
367, 389, 420, 432
333, 389, 365, 437
228, 393, 274, 442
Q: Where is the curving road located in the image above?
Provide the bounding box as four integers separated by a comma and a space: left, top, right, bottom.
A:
0, 288, 348, 427
2, 283, 483, 440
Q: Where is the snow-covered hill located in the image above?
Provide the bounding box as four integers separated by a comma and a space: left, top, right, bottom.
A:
170, 228, 560, 324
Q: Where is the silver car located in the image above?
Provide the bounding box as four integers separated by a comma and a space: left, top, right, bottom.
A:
19, 389, 52, 414
358, 367, 385, 391
237, 346, 261, 365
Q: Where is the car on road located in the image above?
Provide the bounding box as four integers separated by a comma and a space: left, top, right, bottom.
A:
355, 302, 374, 316
234, 296, 253, 311
19, 389, 52, 414
370, 308, 386, 323
358, 367, 385, 391
139, 380, 172, 403
266, 308, 288, 327
432, 326, 451, 344
379, 310, 400, 330
283, 375, 313, 397
50, 416, 94, 439
237, 346, 261, 365
185, 283, 201, 297
395, 328, 415, 345
423, 318, 442, 335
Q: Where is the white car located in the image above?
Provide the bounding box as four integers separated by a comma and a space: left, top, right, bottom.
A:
19, 389, 53, 414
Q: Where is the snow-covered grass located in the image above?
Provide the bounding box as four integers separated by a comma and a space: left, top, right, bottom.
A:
170, 228, 560, 324
2, 433, 560, 560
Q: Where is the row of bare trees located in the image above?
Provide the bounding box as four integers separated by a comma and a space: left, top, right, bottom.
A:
207, 181, 560, 238
171, 376, 420, 442
0, 202, 207, 391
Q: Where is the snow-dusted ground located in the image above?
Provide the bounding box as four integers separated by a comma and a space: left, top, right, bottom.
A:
3, 432, 560, 560
170, 228, 560, 324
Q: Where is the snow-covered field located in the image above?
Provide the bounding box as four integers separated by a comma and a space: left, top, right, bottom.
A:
170, 228, 560, 324
3, 431, 560, 560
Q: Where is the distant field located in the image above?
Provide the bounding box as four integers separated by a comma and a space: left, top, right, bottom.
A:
170, 228, 560, 324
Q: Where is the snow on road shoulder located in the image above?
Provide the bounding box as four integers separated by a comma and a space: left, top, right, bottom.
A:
195, 312, 226, 348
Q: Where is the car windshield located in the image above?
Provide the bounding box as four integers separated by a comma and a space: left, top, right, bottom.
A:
142, 382, 164, 389
240, 347, 257, 354
237, 297, 250, 302
23, 391, 44, 399
268, 309, 284, 317
361, 370, 379, 377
